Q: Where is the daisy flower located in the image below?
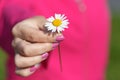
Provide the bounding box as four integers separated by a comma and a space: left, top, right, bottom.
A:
45, 14, 69, 33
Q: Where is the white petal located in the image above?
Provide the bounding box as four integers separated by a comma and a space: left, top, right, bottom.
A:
61, 14, 65, 19
55, 14, 61, 19
51, 27, 57, 32
45, 22, 52, 27
62, 26, 68, 28
48, 25, 55, 30
63, 19, 69, 22
61, 15, 67, 21
62, 20, 69, 25
57, 26, 64, 33
44, 22, 57, 32
47, 16, 55, 22
60, 22, 69, 27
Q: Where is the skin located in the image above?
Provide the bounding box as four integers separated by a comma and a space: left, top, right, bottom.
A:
12, 16, 63, 77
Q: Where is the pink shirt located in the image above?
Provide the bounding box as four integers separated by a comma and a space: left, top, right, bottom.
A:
0, 0, 110, 80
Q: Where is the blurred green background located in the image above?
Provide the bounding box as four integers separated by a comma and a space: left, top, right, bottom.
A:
0, 49, 7, 80
106, 13, 120, 80
0, 2, 120, 80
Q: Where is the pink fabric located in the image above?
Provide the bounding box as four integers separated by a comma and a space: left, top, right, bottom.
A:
0, 0, 111, 80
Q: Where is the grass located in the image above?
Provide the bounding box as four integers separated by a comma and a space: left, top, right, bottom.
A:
0, 13, 120, 80
0, 49, 7, 80
106, 13, 120, 80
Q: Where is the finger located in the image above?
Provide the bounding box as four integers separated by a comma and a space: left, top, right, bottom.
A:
13, 38, 59, 56
15, 53, 48, 68
16, 64, 40, 77
18, 26, 63, 43
12, 16, 64, 43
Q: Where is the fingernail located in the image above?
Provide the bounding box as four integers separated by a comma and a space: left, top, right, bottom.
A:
41, 53, 49, 60
30, 64, 40, 72
56, 35, 64, 42
52, 43, 59, 49
30, 66, 37, 72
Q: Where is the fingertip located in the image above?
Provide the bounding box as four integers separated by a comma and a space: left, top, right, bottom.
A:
30, 64, 40, 72
56, 35, 65, 42
41, 53, 49, 60
52, 43, 59, 49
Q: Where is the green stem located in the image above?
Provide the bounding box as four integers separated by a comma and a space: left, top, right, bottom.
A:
58, 45, 62, 72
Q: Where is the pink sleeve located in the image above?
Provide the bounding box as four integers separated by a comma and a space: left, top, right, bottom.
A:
0, 0, 35, 46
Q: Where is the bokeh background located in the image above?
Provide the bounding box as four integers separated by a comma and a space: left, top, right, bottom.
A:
0, 0, 120, 80
107, 0, 120, 80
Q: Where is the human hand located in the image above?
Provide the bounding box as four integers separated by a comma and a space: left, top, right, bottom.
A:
12, 16, 64, 77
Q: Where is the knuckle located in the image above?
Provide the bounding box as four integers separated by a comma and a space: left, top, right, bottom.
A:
46, 34, 56, 42
27, 34, 35, 42
11, 40, 15, 47
22, 45, 30, 56
24, 31, 37, 42
43, 43, 51, 51
12, 23, 22, 36
16, 41, 32, 56
15, 56, 22, 68
12, 26, 17, 36
15, 54, 29, 68
33, 56, 42, 63
39, 43, 52, 54
15, 58, 29, 68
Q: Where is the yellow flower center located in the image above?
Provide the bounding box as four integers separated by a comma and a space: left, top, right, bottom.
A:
52, 19, 62, 27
